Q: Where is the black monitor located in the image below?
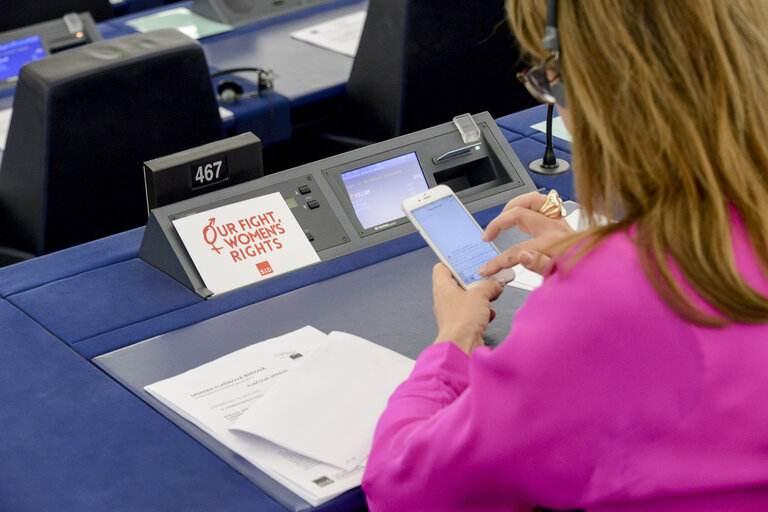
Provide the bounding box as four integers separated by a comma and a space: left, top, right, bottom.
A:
339, 0, 537, 142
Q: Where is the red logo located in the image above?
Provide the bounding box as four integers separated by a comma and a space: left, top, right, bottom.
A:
256, 261, 273, 276
202, 218, 223, 254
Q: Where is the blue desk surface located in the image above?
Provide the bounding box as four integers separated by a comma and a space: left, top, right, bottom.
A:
0, 108, 572, 511
0, 298, 284, 512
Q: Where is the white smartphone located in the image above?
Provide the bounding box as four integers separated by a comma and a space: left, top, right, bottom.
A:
402, 185, 516, 289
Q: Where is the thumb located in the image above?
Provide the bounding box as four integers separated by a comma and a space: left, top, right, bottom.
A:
473, 277, 505, 302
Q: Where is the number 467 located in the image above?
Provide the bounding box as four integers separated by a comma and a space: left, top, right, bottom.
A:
195, 161, 222, 184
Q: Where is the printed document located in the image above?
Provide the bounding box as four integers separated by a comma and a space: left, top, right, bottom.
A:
291, 10, 366, 57
232, 331, 414, 471
145, 326, 413, 506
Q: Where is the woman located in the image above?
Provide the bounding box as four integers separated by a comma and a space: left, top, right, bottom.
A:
362, 1, 768, 511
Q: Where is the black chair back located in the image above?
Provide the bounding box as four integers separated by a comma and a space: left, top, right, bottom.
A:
0, 29, 223, 255
340, 0, 537, 141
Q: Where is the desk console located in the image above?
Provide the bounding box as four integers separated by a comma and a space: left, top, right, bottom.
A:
140, 112, 537, 297
0, 13, 101, 90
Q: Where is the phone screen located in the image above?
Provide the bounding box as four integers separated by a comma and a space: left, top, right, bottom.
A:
411, 194, 498, 285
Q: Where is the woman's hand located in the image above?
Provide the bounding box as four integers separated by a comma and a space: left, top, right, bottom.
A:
478, 191, 574, 276
432, 263, 504, 355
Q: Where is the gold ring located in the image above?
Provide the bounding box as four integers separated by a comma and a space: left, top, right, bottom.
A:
538, 190, 566, 219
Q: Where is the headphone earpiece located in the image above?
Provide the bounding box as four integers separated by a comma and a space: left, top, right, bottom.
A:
211, 67, 275, 105
216, 80, 244, 105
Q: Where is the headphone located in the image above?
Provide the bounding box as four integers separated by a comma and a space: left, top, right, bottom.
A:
542, 0, 567, 107
211, 67, 275, 105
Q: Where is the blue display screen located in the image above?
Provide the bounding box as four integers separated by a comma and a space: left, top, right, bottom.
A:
341, 152, 429, 230
0, 35, 47, 83
411, 194, 499, 285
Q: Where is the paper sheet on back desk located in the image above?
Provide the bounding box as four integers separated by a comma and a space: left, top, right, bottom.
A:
231, 331, 415, 472
290, 10, 366, 57
144, 326, 363, 505
507, 208, 583, 291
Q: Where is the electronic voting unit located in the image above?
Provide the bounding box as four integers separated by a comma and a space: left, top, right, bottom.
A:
139, 112, 538, 297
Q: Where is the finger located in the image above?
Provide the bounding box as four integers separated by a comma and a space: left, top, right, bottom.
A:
519, 250, 553, 276
500, 191, 548, 213
482, 206, 561, 242
489, 308, 497, 323
478, 233, 562, 276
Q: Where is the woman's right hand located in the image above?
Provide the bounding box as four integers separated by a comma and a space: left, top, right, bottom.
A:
478, 191, 575, 276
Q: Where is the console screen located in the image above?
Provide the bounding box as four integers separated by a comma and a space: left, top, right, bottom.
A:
0, 35, 47, 84
341, 152, 429, 230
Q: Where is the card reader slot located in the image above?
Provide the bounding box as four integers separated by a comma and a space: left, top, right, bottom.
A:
48, 36, 89, 53
433, 156, 510, 193
432, 143, 481, 164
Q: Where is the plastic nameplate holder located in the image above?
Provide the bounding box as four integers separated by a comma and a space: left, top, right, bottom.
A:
171, 192, 320, 296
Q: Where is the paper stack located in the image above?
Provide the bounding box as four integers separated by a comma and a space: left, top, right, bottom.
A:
145, 326, 414, 507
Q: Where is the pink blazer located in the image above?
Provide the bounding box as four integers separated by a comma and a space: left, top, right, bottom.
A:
363, 218, 768, 511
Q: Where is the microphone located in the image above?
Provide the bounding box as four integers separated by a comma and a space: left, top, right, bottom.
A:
528, 104, 570, 175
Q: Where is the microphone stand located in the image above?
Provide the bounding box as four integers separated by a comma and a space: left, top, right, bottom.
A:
528, 103, 570, 175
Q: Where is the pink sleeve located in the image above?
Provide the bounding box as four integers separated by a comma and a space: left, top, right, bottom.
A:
361, 327, 578, 512
362, 235, 703, 512
362, 339, 541, 512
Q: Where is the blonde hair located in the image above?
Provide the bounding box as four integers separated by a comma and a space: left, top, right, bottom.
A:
507, 0, 768, 325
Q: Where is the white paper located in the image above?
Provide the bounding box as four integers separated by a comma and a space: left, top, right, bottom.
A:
507, 208, 582, 291
144, 326, 362, 506
291, 10, 366, 57
218, 106, 234, 122
531, 115, 573, 142
172, 192, 320, 295
232, 331, 414, 471
0, 107, 12, 151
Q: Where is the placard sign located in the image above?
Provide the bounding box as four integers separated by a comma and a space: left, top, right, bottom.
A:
172, 193, 320, 295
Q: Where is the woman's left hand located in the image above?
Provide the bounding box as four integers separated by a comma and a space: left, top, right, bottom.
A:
432, 263, 505, 354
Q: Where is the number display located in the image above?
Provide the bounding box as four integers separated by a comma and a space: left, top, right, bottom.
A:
190, 157, 229, 189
